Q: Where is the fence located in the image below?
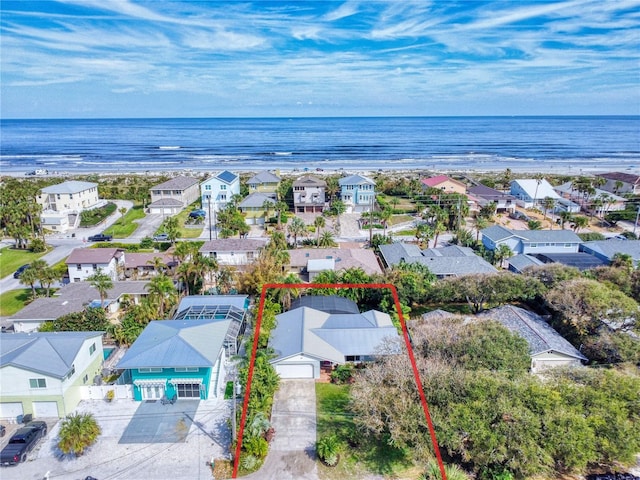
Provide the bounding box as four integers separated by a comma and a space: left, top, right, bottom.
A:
80, 384, 133, 400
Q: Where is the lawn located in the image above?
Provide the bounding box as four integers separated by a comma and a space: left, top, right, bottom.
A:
316, 383, 416, 480
103, 205, 146, 238
0, 288, 34, 317
0, 246, 49, 279
157, 208, 204, 239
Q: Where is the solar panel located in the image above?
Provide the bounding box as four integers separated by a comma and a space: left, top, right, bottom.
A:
217, 170, 238, 184
534, 253, 608, 270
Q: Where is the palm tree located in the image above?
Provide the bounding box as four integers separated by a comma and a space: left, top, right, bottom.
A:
380, 207, 393, 236
57, 412, 101, 457
146, 273, 177, 318
19, 266, 39, 298
453, 228, 475, 248
119, 207, 127, 223
614, 180, 624, 194
532, 173, 545, 207
39, 265, 61, 297
571, 215, 589, 232
287, 216, 307, 248
318, 230, 336, 247
164, 216, 180, 245
330, 199, 346, 228
558, 210, 573, 229
87, 269, 113, 309
314, 216, 326, 247
475, 217, 489, 243
274, 201, 288, 229
273, 273, 301, 310
494, 244, 513, 268
542, 197, 556, 223
414, 223, 433, 249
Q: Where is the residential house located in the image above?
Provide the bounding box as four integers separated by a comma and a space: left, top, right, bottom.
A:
421, 175, 466, 194
510, 179, 579, 212
478, 305, 587, 373
238, 192, 276, 225
481, 225, 582, 256
0, 332, 105, 419
554, 181, 626, 215
123, 252, 177, 279
199, 238, 267, 267
269, 296, 399, 379
507, 252, 607, 273
200, 171, 240, 212
37, 181, 101, 232
9, 281, 150, 333
580, 239, 640, 267
595, 172, 640, 195
378, 243, 497, 278
293, 175, 327, 213
467, 184, 517, 213
66, 247, 124, 282
287, 247, 383, 280
247, 171, 281, 198
338, 174, 376, 213
117, 319, 232, 401
148, 176, 200, 215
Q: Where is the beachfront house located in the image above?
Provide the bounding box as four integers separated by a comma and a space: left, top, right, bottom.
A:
9, 281, 150, 333
481, 225, 582, 256
595, 172, 640, 195
0, 331, 105, 419
37, 181, 101, 232
293, 175, 327, 213
247, 171, 281, 198
510, 179, 579, 212
66, 247, 124, 282
338, 174, 376, 213
269, 296, 399, 379
378, 243, 497, 278
421, 175, 467, 194
200, 171, 240, 212
148, 176, 200, 215
467, 184, 517, 213
554, 181, 626, 215
238, 192, 276, 225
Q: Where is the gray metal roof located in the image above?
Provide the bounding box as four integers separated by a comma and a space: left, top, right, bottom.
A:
378, 243, 423, 266
41, 181, 97, 194
581, 240, 640, 262
422, 245, 476, 257
339, 174, 375, 186
117, 319, 229, 369
508, 254, 544, 273
148, 198, 184, 207
247, 171, 281, 184
481, 226, 582, 244
478, 305, 587, 361
216, 170, 238, 184
291, 295, 359, 314
199, 238, 267, 253
152, 176, 199, 191
270, 306, 397, 364
481, 225, 522, 242
239, 192, 275, 208
66, 247, 123, 264
0, 331, 104, 378
293, 175, 326, 187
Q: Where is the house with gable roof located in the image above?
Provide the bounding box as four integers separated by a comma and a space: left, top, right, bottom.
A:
510, 179, 579, 212
200, 170, 240, 211
293, 175, 327, 213
269, 296, 399, 379
287, 247, 382, 280
595, 172, 640, 195
37, 180, 101, 232
0, 331, 105, 419
200, 238, 267, 267
421, 175, 467, 195
478, 305, 587, 372
467, 184, 517, 213
247, 171, 281, 198
148, 176, 200, 215
481, 225, 582, 256
66, 247, 124, 282
338, 174, 376, 213
580, 239, 640, 267
238, 192, 276, 225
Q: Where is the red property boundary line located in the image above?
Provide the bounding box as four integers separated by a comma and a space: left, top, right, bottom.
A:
232, 283, 447, 479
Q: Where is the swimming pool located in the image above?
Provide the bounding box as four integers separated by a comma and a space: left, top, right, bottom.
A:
103, 347, 115, 360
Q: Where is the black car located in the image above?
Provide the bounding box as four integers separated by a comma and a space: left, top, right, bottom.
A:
87, 233, 113, 242
189, 209, 206, 218
13, 264, 30, 279
0, 421, 47, 466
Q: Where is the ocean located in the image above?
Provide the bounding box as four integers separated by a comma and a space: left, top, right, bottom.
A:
1, 116, 638, 175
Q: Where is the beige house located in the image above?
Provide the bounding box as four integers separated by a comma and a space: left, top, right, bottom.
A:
595, 172, 640, 195
38, 181, 101, 232
247, 171, 281, 198
293, 175, 327, 213
421, 175, 467, 194
149, 176, 200, 215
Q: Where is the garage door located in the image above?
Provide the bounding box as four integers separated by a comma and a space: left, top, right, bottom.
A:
275, 364, 314, 379
33, 401, 59, 418
0, 402, 24, 420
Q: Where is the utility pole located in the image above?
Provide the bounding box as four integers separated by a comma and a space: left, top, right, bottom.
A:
207, 196, 212, 241
369, 192, 374, 245
634, 206, 640, 236
213, 202, 218, 239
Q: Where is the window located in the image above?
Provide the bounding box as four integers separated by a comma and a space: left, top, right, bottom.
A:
174, 367, 199, 372
177, 383, 201, 398
247, 251, 254, 260
565, 243, 573, 247
77, 264, 82, 270
92, 264, 97, 270
89, 343, 96, 355
221, 184, 227, 190
68, 364, 76, 378
29, 378, 47, 389
138, 368, 163, 373
530, 243, 537, 248
345, 355, 362, 362
83, 374, 89, 384
205, 185, 211, 190
70, 194, 73, 199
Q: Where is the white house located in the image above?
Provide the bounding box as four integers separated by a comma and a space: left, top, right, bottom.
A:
595, 172, 640, 195
199, 238, 267, 267
37, 181, 101, 233
0, 332, 105, 420
148, 176, 200, 215
510, 179, 579, 212
66, 247, 124, 282
338, 174, 376, 213
200, 171, 240, 212
293, 175, 327, 213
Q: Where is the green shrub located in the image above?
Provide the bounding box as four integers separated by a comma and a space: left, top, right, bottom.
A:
316, 434, 341, 466
330, 364, 355, 384
57, 412, 101, 456
422, 461, 471, 480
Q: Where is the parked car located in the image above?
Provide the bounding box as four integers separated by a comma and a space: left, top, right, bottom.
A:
509, 211, 530, 222
87, 233, 113, 242
13, 264, 30, 279
0, 421, 47, 466
153, 233, 169, 242
0, 425, 5, 437
189, 209, 206, 218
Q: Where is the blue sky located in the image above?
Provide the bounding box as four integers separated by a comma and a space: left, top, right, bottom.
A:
2, 0, 639, 118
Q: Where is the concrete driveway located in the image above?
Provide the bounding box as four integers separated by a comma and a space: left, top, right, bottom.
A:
246, 379, 318, 480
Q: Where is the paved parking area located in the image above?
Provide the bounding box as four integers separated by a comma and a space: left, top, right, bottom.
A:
1, 397, 231, 480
